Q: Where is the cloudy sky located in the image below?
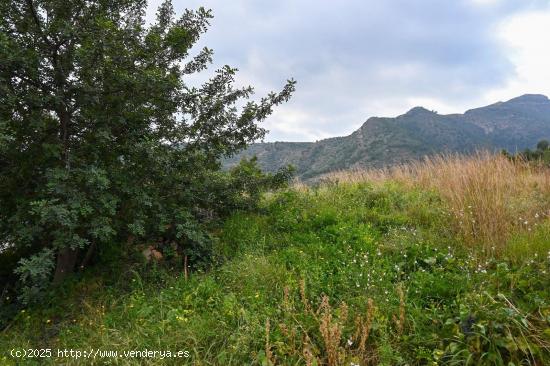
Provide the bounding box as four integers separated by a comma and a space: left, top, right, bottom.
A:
148, 0, 550, 141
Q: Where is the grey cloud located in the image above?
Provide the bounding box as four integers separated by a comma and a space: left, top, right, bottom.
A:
148, 0, 549, 141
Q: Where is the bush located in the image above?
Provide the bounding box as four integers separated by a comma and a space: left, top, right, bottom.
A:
0, 0, 294, 302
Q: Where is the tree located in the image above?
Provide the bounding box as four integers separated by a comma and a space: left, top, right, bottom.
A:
0, 0, 295, 295
536, 140, 549, 151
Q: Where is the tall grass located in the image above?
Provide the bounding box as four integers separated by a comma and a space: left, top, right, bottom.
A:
269, 282, 381, 366
324, 152, 550, 255
2, 153, 550, 365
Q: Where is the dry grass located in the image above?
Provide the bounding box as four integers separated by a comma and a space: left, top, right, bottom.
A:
392, 284, 405, 337
322, 152, 550, 254
265, 319, 275, 365
318, 295, 343, 366
271, 281, 383, 365
355, 298, 375, 357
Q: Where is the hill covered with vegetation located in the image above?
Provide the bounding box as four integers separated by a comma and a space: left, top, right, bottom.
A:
225, 95, 550, 179
2, 154, 549, 365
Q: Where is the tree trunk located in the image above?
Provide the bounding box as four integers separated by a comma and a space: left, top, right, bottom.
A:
79, 242, 96, 271
184, 255, 188, 280
57, 107, 71, 170
53, 246, 79, 284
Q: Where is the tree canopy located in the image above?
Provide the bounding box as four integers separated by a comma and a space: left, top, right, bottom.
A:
0, 0, 295, 300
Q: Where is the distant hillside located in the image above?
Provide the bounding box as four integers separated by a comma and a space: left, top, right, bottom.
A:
224, 94, 550, 179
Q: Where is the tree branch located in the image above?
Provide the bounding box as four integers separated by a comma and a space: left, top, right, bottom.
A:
25, 0, 52, 47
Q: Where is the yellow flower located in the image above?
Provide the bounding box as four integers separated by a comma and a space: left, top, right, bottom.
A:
176, 316, 188, 322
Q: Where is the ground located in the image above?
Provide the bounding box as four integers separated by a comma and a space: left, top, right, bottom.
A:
1, 155, 550, 365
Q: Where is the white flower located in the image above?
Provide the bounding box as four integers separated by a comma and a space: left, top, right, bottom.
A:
347, 339, 353, 346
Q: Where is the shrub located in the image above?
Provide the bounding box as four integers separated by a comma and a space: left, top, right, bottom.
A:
0, 0, 295, 301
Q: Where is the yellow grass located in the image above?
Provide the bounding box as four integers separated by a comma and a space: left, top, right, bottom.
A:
323, 152, 550, 254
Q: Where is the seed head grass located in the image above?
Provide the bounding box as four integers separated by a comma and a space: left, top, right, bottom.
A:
323, 152, 550, 256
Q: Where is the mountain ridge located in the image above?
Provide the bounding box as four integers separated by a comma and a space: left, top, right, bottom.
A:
224, 94, 550, 179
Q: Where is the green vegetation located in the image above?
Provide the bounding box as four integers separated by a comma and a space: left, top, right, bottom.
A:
503, 139, 550, 164
2, 1, 550, 365
2, 156, 549, 365
0, 0, 294, 303
500, 139, 550, 168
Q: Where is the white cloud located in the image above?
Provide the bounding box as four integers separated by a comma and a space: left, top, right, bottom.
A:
482, 7, 550, 103
264, 107, 334, 141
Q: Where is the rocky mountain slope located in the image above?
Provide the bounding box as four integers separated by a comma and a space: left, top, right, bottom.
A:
224, 94, 550, 179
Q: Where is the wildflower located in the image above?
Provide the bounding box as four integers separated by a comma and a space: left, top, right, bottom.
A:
347, 339, 353, 346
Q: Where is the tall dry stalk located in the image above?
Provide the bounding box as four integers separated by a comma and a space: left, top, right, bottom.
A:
322, 152, 550, 254
355, 298, 375, 356
265, 319, 275, 365
392, 285, 405, 337
283, 286, 291, 312
318, 295, 342, 366
302, 336, 316, 366
300, 278, 312, 313
275, 285, 379, 365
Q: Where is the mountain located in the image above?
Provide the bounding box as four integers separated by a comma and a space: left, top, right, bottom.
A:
224, 94, 550, 179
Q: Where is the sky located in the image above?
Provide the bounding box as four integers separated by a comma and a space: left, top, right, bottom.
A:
147, 0, 550, 142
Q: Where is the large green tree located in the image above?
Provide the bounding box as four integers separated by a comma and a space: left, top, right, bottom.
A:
0, 0, 294, 294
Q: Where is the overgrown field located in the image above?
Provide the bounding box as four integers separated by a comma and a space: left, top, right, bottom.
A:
1, 155, 550, 365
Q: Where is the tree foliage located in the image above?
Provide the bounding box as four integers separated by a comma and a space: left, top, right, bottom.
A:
536, 139, 549, 152
0, 0, 295, 299
503, 139, 550, 164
